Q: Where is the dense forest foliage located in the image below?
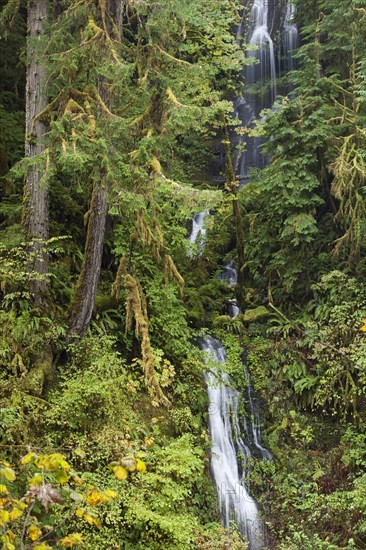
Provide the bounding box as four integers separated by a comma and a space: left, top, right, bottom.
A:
1, 0, 366, 548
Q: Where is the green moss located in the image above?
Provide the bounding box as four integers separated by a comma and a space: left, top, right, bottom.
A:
241, 306, 270, 323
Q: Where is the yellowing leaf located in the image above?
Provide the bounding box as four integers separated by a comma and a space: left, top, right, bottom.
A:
360, 319, 366, 331
0, 467, 16, 482
136, 459, 146, 474
104, 490, 117, 498
34, 455, 47, 468
72, 475, 83, 486
86, 489, 108, 506
9, 507, 24, 521
75, 508, 101, 528
21, 452, 37, 465
54, 469, 70, 484
0, 484, 9, 494
28, 474, 42, 486
33, 544, 52, 550
113, 466, 128, 480
7, 529, 16, 542
29, 525, 42, 541
0, 509, 10, 525
1, 536, 15, 550
91, 516, 102, 528
61, 533, 83, 547
45, 453, 70, 472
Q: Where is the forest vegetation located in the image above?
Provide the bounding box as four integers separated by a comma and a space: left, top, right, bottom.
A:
0, 0, 366, 548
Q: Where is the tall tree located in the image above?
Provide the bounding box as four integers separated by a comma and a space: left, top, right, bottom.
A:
23, 0, 49, 305
67, 0, 122, 337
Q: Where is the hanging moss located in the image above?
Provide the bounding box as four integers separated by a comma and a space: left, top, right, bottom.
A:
134, 208, 164, 263
241, 306, 269, 323
111, 255, 128, 300
124, 274, 170, 407
163, 254, 184, 296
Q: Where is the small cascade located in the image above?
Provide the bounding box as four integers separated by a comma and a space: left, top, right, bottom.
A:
244, 371, 273, 462
218, 263, 239, 317
187, 221, 270, 546
188, 210, 209, 256
247, 0, 278, 104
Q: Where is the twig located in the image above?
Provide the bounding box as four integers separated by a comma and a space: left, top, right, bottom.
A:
20, 502, 35, 549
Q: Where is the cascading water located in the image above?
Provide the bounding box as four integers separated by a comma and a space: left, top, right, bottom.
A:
234, 0, 278, 181
188, 210, 209, 256
197, 263, 271, 549
283, 2, 299, 74
186, 2, 298, 546
234, 1, 298, 183
247, 0, 277, 103
200, 336, 263, 548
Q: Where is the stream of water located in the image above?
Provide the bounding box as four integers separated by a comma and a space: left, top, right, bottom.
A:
197, 256, 271, 549
187, 3, 298, 547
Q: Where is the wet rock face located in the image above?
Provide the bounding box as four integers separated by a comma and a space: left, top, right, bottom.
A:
267, 0, 288, 43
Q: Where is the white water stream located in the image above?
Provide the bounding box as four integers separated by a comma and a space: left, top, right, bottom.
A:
198, 263, 271, 549
234, 1, 299, 183
188, 210, 209, 256
186, 3, 298, 547
200, 336, 263, 548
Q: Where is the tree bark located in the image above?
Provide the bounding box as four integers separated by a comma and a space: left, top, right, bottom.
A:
68, 181, 108, 337
67, 0, 123, 337
24, 0, 49, 305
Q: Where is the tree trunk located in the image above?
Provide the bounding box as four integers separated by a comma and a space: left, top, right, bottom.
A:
24, 0, 49, 305
67, 0, 122, 337
68, 181, 108, 337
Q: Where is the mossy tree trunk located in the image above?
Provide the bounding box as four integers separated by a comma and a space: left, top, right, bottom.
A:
67, 0, 123, 337
23, 0, 49, 305
68, 181, 108, 337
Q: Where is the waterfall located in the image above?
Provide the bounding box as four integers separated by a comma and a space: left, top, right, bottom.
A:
188, 210, 209, 256
200, 336, 263, 549
234, 0, 279, 182
187, 214, 271, 545
234, 1, 298, 184
247, 0, 277, 104
186, 2, 298, 546
198, 263, 271, 549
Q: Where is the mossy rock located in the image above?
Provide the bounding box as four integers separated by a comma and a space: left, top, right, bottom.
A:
213, 315, 232, 326
241, 306, 269, 323
19, 348, 53, 396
